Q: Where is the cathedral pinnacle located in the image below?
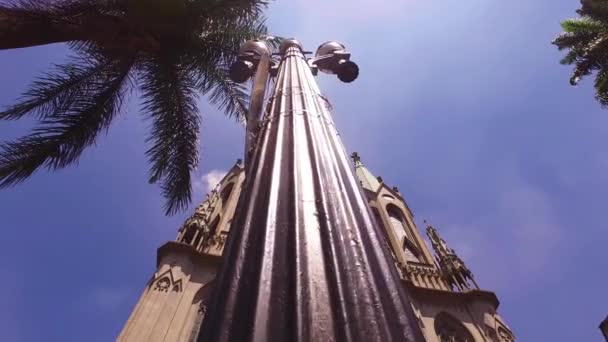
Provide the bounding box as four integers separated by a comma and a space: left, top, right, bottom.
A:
425, 222, 479, 292
351, 152, 381, 192
351, 152, 363, 167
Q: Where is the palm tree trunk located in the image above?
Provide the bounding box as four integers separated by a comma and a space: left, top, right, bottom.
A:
0, 7, 159, 53
0, 7, 86, 50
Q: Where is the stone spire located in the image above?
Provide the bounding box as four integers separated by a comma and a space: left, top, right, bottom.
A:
426, 223, 479, 291
351, 152, 381, 192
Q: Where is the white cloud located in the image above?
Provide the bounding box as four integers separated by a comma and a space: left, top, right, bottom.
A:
193, 169, 227, 199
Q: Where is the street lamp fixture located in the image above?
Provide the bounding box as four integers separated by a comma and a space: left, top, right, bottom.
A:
199, 39, 424, 342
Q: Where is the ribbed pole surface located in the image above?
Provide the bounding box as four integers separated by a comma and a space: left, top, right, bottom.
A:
198, 45, 425, 342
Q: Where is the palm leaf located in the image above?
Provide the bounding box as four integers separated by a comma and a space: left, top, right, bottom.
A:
569, 35, 608, 85
0, 0, 275, 215
561, 18, 607, 34
0, 59, 132, 187
140, 56, 200, 215
578, 0, 608, 24
595, 64, 608, 106
0, 55, 110, 120
198, 65, 250, 120
553, 31, 598, 51
191, 0, 269, 22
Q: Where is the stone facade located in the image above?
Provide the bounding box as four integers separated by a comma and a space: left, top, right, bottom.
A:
118, 156, 515, 342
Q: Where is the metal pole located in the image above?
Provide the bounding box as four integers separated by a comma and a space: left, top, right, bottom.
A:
244, 51, 270, 166
199, 40, 425, 342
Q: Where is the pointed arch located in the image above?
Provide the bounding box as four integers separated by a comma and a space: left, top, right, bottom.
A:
188, 283, 214, 342
434, 312, 474, 342
386, 204, 420, 262
220, 182, 234, 208
150, 268, 182, 293
208, 215, 221, 236
181, 224, 197, 245
371, 207, 388, 240
371, 206, 400, 263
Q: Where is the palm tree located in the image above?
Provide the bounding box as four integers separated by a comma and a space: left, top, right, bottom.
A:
554, 0, 608, 105
0, 0, 277, 214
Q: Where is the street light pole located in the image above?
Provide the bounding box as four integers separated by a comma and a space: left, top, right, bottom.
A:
199, 39, 425, 342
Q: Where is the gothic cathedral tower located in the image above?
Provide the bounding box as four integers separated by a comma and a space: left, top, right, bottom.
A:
118, 155, 515, 342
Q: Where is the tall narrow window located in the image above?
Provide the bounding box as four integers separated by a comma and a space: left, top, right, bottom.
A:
371, 207, 389, 242
387, 205, 409, 242
386, 205, 419, 263
208, 216, 220, 236
182, 225, 196, 245
189, 286, 211, 342
371, 207, 399, 262
220, 183, 234, 208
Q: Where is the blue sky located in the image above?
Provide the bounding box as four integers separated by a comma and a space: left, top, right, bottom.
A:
0, 0, 606, 341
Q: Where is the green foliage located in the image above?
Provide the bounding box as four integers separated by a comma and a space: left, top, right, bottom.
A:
578, 0, 608, 24
554, 1, 608, 105
140, 55, 200, 215
0, 0, 275, 214
561, 18, 605, 34
0, 54, 133, 187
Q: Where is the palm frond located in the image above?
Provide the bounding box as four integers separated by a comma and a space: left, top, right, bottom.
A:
191, 0, 269, 22
179, 16, 273, 120
560, 49, 580, 65
561, 18, 607, 34
553, 31, 598, 50
595, 63, 608, 106
0, 55, 109, 120
578, 0, 608, 24
4, 0, 124, 15
569, 35, 608, 85
191, 16, 270, 66
0, 59, 132, 187
140, 56, 200, 215
198, 65, 250, 120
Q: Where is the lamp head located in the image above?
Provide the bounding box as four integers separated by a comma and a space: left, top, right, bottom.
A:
315, 41, 346, 58
229, 60, 254, 83
229, 39, 272, 83
239, 39, 271, 57
336, 60, 359, 83
313, 41, 359, 83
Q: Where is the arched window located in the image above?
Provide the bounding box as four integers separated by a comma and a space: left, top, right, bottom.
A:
208, 215, 220, 236
194, 216, 221, 249
371, 207, 399, 262
386, 205, 419, 262
434, 312, 474, 342
188, 284, 213, 342
371, 207, 391, 243
387, 204, 409, 240
382, 194, 395, 201
182, 225, 197, 245
220, 183, 234, 208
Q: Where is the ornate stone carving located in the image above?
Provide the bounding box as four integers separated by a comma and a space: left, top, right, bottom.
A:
216, 234, 227, 249
434, 312, 474, 342
152, 268, 183, 293
154, 277, 171, 292
498, 327, 514, 342
426, 223, 479, 291
178, 180, 225, 249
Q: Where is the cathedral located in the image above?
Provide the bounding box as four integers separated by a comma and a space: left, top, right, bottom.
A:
117, 154, 516, 342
